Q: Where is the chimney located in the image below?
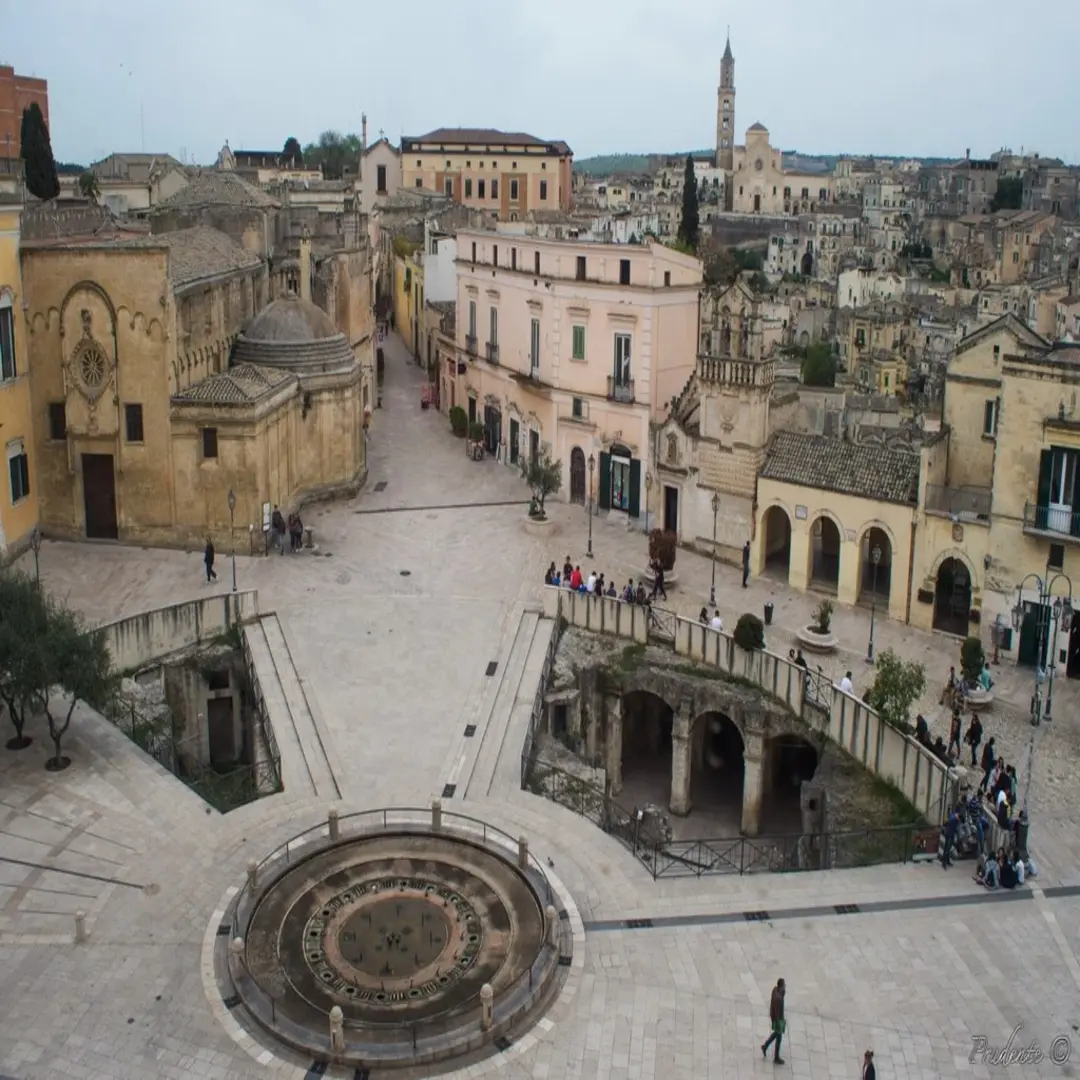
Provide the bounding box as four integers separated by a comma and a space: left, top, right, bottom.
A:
299, 236, 312, 303
361, 113, 368, 153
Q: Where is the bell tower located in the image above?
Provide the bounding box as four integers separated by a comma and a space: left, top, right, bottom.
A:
715, 32, 735, 173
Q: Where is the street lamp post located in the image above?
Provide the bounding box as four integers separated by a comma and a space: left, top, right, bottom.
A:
586, 454, 595, 560
1011, 572, 1073, 814
644, 471, 653, 533
29, 526, 41, 586
709, 492, 720, 606
866, 544, 882, 663
227, 488, 238, 593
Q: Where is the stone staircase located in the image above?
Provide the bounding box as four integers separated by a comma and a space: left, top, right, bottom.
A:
243, 614, 341, 801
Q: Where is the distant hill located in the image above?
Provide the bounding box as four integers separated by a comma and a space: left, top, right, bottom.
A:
575, 150, 958, 177
574, 153, 651, 175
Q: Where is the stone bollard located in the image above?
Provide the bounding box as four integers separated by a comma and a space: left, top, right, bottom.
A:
229, 936, 245, 971
480, 983, 494, 1031
431, 798, 442, 832
328, 808, 340, 841
74, 910, 87, 944
545, 905, 558, 947
329, 1005, 344, 1052
246, 860, 258, 890
517, 835, 529, 871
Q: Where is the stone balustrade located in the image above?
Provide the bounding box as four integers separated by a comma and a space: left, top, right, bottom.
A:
542, 586, 952, 825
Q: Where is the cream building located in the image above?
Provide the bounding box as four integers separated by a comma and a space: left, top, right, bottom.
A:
455, 230, 701, 521
401, 128, 573, 220
729, 123, 834, 216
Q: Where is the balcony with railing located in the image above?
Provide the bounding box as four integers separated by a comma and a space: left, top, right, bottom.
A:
1023, 502, 1080, 542
465, 334, 478, 356
485, 342, 500, 365
607, 376, 635, 404
923, 484, 992, 521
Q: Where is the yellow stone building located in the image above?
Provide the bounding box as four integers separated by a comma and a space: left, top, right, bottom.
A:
753, 431, 919, 623
21, 225, 366, 552
0, 196, 38, 560
392, 247, 424, 358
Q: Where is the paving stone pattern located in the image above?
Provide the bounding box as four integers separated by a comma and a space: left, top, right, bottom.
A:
1, 332, 1077, 1079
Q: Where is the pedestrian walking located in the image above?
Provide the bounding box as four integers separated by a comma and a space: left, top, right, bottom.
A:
742, 539, 751, 588
946, 711, 962, 760
760, 977, 786, 1065
964, 714, 983, 767
941, 805, 959, 869
862, 1049, 876, 1080
203, 537, 217, 583
650, 559, 667, 602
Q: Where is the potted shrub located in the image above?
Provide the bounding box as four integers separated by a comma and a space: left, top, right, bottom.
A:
960, 635, 993, 709
466, 421, 485, 460
521, 451, 562, 526
646, 528, 679, 588
733, 612, 765, 651
448, 405, 467, 437
797, 597, 838, 654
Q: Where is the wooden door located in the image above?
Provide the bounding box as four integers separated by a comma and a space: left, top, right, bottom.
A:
82, 454, 118, 539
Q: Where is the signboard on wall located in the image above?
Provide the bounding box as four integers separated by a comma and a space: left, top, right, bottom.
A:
262, 502, 271, 532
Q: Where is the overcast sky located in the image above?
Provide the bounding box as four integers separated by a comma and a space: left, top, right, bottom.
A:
4, 0, 1078, 166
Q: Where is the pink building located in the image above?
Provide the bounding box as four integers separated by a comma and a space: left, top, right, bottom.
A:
450, 230, 702, 522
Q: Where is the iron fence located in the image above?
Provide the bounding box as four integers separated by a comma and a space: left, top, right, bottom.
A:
647, 604, 676, 643
104, 690, 282, 813
526, 759, 928, 878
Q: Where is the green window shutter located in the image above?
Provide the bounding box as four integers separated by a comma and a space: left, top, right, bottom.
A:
598, 452, 611, 509
628, 458, 641, 518
1036, 449, 1053, 529
509, 418, 519, 464
572, 325, 585, 360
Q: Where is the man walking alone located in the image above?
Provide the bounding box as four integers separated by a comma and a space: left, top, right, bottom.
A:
742, 539, 751, 588
761, 977, 786, 1065
204, 537, 217, 583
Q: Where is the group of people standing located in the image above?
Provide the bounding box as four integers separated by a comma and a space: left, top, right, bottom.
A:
544, 556, 666, 606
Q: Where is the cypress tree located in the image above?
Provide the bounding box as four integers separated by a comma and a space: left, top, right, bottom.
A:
677, 154, 699, 250
20, 103, 60, 201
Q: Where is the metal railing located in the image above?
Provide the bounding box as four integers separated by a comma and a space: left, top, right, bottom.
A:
526, 760, 929, 878
924, 483, 992, 519
647, 604, 676, 643
226, 807, 564, 1050
607, 376, 635, 403
465, 333, 478, 356
1023, 501, 1080, 539
486, 342, 500, 364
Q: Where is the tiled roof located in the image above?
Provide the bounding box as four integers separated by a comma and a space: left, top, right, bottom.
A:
760, 431, 919, 505
403, 128, 571, 155
152, 168, 279, 211
130, 227, 261, 287
172, 363, 294, 406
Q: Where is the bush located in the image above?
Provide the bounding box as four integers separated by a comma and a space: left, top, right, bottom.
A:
867, 649, 926, 734
648, 529, 678, 571
448, 405, 467, 436
733, 612, 765, 651
467, 421, 485, 443
812, 598, 833, 634
960, 636, 986, 684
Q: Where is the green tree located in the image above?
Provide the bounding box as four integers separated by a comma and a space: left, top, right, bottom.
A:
677, 154, 699, 250
19, 103, 60, 200
733, 247, 764, 272
0, 572, 49, 748
866, 649, 926, 734
302, 130, 362, 180
282, 136, 303, 166
733, 613, 765, 651
77, 170, 100, 200
704, 246, 738, 286
42, 606, 116, 771
521, 450, 562, 518
801, 343, 837, 387
990, 176, 1023, 212
749, 270, 770, 293
960, 636, 986, 684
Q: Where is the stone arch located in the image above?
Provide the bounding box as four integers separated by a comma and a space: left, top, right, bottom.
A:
688, 709, 745, 830
933, 556, 973, 637
807, 511, 843, 591
618, 688, 675, 807
569, 446, 586, 504
59, 280, 118, 337
926, 547, 977, 589
762, 733, 819, 831
760, 502, 792, 578
857, 521, 895, 603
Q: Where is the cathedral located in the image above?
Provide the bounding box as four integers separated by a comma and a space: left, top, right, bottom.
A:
713, 35, 834, 216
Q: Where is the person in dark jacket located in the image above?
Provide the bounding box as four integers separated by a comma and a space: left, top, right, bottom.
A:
941, 807, 959, 869
203, 537, 217, 583
742, 540, 751, 587
761, 978, 786, 1064
862, 1049, 876, 1080
978, 738, 997, 792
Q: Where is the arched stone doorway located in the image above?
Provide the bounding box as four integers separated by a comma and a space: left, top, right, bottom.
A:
618, 690, 674, 808
809, 516, 841, 591
933, 557, 971, 636
801, 248, 814, 276
859, 527, 892, 605
762, 734, 819, 833
762, 506, 792, 578
569, 446, 586, 504
689, 711, 745, 833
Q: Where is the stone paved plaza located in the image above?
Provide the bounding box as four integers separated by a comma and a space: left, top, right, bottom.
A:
1, 332, 1079, 1079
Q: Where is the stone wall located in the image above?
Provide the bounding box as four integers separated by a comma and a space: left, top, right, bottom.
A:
99, 591, 259, 673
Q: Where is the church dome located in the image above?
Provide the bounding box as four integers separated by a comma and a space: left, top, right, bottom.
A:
233, 294, 356, 375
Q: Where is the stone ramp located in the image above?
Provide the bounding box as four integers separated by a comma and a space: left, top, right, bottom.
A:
244, 614, 341, 801
463, 609, 547, 801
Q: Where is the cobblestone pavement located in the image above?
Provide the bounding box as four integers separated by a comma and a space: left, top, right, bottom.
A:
0, 332, 1077, 1079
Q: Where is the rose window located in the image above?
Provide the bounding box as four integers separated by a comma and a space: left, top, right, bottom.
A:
80, 347, 107, 388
